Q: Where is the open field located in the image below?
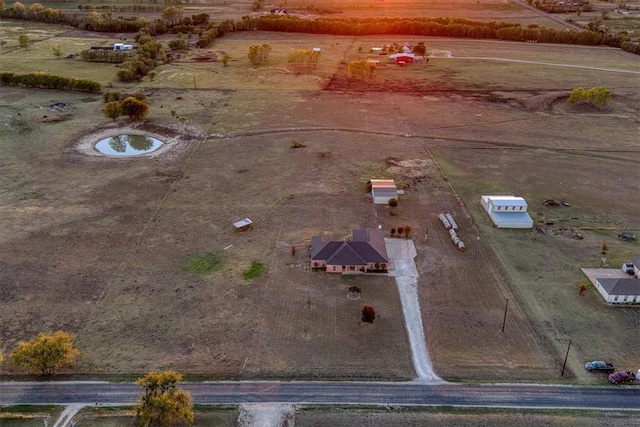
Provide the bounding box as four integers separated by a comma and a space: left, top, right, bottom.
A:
3, 0, 577, 29
1, 18, 639, 388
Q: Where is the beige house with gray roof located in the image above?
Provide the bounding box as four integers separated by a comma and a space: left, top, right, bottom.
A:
310, 229, 388, 274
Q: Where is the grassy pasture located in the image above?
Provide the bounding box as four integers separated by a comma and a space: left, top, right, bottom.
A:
562, 0, 640, 39
0, 36, 127, 82
271, 0, 570, 28
437, 148, 640, 380
0, 23, 639, 386
0, 20, 67, 50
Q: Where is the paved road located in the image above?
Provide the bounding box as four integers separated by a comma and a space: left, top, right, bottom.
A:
2, 381, 640, 410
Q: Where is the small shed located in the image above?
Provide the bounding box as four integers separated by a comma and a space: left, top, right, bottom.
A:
370, 179, 398, 205
233, 218, 253, 232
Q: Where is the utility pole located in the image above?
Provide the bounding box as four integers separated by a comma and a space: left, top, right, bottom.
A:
501, 298, 509, 333
561, 339, 572, 378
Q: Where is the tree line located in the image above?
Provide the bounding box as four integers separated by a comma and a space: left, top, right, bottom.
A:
239, 15, 631, 49
0, 72, 102, 92
495, 24, 625, 47
77, 4, 165, 12
0, 2, 637, 54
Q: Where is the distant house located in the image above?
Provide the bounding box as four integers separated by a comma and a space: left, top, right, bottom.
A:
481, 195, 533, 228
595, 277, 640, 305
310, 229, 388, 274
370, 179, 398, 205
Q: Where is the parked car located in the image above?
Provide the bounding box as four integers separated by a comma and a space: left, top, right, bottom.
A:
585, 361, 615, 372
608, 371, 637, 384
618, 231, 636, 241
622, 263, 635, 275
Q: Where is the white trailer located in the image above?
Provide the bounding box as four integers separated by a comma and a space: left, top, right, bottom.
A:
113, 43, 134, 51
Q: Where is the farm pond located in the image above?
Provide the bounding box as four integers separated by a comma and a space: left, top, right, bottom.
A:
94, 134, 164, 156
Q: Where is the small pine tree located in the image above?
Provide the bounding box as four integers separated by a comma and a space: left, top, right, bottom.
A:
18, 34, 30, 50
52, 43, 63, 59
388, 198, 398, 208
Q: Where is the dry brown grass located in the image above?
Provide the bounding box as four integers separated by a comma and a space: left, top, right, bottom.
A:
295, 407, 640, 426
0, 32, 638, 384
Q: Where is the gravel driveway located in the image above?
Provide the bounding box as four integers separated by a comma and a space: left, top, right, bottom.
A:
386, 238, 442, 383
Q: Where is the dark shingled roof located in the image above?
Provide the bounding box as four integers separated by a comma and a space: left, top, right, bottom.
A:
598, 278, 640, 296
311, 229, 388, 266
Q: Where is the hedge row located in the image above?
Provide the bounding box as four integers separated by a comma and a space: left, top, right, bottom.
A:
0, 72, 102, 92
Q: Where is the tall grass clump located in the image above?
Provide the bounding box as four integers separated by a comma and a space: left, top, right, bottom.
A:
183, 252, 223, 274
243, 261, 265, 281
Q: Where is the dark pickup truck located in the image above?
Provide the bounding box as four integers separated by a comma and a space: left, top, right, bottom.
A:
608, 371, 637, 384
585, 361, 615, 372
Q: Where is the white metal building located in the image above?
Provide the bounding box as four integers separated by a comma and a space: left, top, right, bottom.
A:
481, 195, 533, 228
370, 179, 398, 205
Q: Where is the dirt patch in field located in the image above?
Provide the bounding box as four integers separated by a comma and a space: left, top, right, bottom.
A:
323, 62, 456, 92
35, 113, 74, 123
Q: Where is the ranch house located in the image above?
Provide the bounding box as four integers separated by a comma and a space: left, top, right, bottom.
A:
481, 195, 533, 229
370, 179, 398, 204
595, 277, 640, 305
310, 229, 388, 274
632, 256, 640, 276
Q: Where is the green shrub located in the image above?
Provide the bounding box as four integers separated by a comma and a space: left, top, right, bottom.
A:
568, 86, 611, 108
243, 261, 265, 281
103, 90, 123, 103
567, 87, 586, 104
